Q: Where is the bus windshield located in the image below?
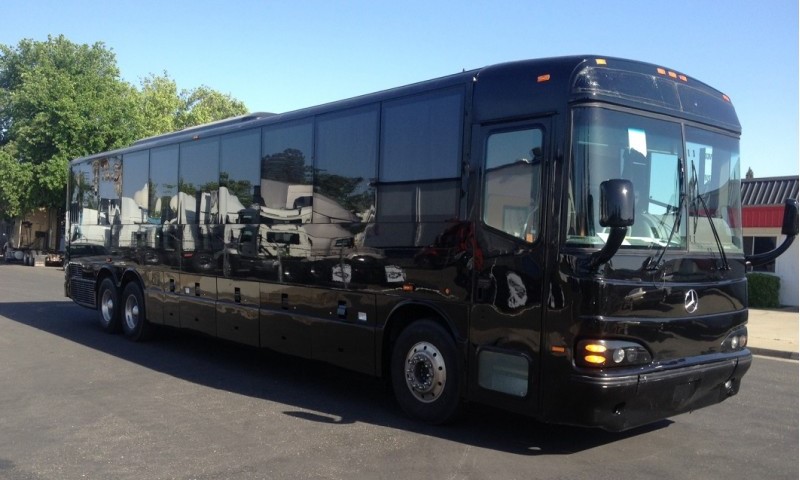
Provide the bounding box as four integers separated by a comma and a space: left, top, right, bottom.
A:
685, 125, 743, 254
566, 107, 743, 254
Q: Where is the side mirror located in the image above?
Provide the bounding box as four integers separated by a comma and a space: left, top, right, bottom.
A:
599, 179, 635, 228
781, 198, 798, 236
584, 179, 635, 271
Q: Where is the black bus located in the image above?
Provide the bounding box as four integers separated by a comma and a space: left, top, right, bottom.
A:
65, 56, 797, 431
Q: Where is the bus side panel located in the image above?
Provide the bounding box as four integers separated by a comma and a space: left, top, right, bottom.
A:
259, 283, 378, 375
178, 273, 217, 336
141, 268, 165, 325
310, 290, 377, 375
217, 278, 260, 347
260, 283, 313, 359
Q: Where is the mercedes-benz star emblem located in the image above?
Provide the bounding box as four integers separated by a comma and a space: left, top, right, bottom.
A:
684, 289, 699, 313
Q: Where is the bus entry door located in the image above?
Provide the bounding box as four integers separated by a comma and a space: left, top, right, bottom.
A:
469, 120, 549, 410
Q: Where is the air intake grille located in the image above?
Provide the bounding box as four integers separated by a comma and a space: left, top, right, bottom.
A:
67, 263, 83, 279
70, 278, 95, 308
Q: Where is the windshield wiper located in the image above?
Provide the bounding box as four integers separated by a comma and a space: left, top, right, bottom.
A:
690, 161, 730, 270
646, 157, 684, 271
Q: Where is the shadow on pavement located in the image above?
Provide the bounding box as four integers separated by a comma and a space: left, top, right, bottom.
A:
0, 299, 669, 455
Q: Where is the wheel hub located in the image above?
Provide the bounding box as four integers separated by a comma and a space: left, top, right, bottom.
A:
124, 296, 139, 330
101, 290, 114, 322
404, 341, 446, 403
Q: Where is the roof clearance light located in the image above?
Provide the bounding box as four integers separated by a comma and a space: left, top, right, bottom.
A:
679, 74, 688, 82
722, 94, 731, 102
537, 74, 551, 83
595, 58, 607, 65
668, 71, 678, 79
657, 67, 667, 75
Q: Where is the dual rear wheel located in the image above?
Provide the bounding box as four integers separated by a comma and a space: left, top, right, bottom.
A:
96, 279, 152, 341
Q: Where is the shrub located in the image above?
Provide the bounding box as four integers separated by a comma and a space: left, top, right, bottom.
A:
747, 272, 781, 308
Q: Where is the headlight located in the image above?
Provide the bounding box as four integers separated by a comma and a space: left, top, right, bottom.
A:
722, 328, 748, 352
576, 339, 652, 368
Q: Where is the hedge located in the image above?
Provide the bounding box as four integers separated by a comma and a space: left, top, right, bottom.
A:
747, 272, 781, 308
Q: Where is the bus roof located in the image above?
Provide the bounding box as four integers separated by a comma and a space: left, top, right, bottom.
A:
472, 55, 740, 132
71, 55, 740, 165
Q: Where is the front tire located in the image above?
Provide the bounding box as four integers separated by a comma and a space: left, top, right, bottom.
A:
121, 282, 153, 342
97, 278, 121, 333
391, 319, 462, 424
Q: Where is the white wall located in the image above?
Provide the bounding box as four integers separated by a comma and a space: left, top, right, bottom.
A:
774, 234, 799, 307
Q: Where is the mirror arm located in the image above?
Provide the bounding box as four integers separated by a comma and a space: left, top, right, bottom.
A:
584, 227, 627, 271
746, 198, 798, 267
746, 234, 795, 267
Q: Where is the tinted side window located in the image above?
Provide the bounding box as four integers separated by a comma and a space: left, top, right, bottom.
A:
221, 129, 260, 214
180, 137, 220, 224
149, 145, 179, 222
262, 119, 313, 209
380, 88, 463, 182
97, 155, 122, 223
121, 150, 149, 223
70, 161, 94, 224
315, 105, 378, 218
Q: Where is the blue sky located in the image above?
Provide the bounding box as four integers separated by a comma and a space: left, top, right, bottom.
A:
2, 0, 798, 178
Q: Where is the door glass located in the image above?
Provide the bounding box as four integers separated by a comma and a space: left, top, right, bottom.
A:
483, 128, 543, 242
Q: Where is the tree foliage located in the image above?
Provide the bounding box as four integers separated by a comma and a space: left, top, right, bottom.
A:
0, 35, 139, 216
177, 85, 247, 129
0, 35, 249, 219
0, 148, 32, 217
137, 73, 182, 139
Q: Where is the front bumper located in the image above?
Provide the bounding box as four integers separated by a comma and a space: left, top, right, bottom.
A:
553, 351, 752, 431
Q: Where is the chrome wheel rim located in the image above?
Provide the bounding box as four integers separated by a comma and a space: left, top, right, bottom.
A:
100, 289, 114, 325
404, 341, 446, 403
124, 294, 139, 331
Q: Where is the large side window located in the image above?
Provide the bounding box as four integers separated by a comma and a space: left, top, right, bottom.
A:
220, 129, 261, 217
261, 119, 313, 209
121, 150, 149, 224
179, 137, 220, 224
149, 145, 179, 223
483, 127, 544, 243
315, 104, 378, 219
69, 161, 95, 225
372, 89, 463, 247
68, 158, 121, 249
380, 88, 463, 182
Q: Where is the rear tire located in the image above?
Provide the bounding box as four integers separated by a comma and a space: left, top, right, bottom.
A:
121, 282, 153, 342
391, 319, 462, 424
97, 278, 121, 333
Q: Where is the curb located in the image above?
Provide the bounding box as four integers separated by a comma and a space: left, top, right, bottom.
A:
749, 347, 799, 361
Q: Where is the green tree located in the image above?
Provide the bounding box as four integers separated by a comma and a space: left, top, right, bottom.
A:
136, 74, 248, 138
0, 35, 139, 214
177, 85, 248, 129
137, 72, 182, 138
0, 148, 32, 218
